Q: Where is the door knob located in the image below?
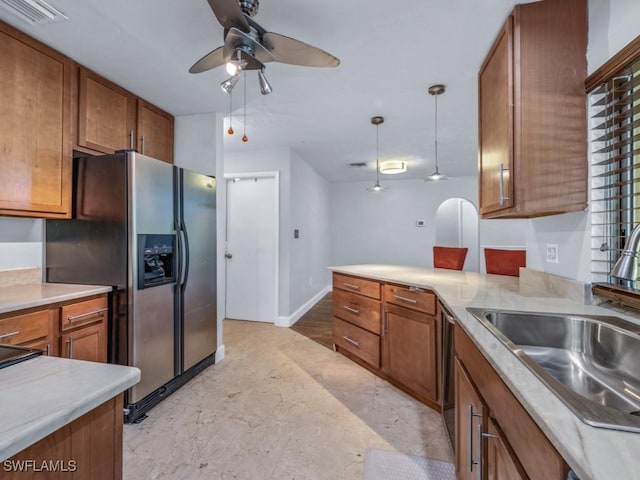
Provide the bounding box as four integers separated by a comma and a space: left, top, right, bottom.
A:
224, 253, 233, 259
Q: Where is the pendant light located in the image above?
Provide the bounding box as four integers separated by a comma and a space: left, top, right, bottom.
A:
366, 116, 388, 192
425, 84, 448, 182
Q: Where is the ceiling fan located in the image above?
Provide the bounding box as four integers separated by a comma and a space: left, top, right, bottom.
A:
189, 0, 340, 94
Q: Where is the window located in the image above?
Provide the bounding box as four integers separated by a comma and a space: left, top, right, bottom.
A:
589, 37, 640, 287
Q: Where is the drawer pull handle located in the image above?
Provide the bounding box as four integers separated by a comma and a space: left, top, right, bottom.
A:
66, 307, 108, 322
343, 336, 360, 347
0, 330, 19, 339
409, 286, 426, 293
343, 305, 360, 315
394, 294, 417, 304
343, 283, 361, 291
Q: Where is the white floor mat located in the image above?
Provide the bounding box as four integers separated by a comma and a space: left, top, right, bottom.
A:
363, 449, 456, 480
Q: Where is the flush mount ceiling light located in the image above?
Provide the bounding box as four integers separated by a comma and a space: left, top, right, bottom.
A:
425, 84, 448, 182
366, 116, 389, 192
380, 160, 407, 175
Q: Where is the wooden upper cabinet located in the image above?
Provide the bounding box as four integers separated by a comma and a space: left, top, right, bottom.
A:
478, 0, 588, 219
0, 21, 71, 218
77, 66, 137, 154
137, 100, 174, 164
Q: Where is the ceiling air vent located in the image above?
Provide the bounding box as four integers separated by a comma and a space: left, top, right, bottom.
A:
348, 162, 367, 168
0, 0, 67, 26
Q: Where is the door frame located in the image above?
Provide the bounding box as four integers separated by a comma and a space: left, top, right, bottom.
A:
224, 171, 280, 323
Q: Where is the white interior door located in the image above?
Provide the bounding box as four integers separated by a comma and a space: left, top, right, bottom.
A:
225, 174, 278, 322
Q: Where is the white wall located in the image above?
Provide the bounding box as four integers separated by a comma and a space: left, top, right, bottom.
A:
0, 217, 43, 271
330, 177, 481, 267
290, 151, 331, 313
224, 147, 331, 323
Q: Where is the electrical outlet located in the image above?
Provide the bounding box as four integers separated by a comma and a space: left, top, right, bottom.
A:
546, 244, 559, 263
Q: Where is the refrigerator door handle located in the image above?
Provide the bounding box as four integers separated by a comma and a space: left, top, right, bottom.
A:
181, 223, 190, 288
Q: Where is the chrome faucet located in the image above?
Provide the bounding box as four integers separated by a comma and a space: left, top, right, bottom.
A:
611, 223, 640, 281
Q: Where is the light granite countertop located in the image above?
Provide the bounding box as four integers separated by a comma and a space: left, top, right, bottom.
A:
0, 283, 112, 315
0, 355, 140, 461
329, 264, 640, 480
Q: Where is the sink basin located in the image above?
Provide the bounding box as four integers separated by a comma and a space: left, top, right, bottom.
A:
467, 308, 640, 433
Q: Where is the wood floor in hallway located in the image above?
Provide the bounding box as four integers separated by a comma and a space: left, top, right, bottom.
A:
290, 292, 333, 350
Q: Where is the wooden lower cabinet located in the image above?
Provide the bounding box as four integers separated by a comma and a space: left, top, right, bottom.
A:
332, 273, 440, 409
59, 322, 107, 363
6, 394, 123, 480
454, 358, 485, 480
382, 304, 438, 403
455, 323, 568, 480
486, 418, 528, 480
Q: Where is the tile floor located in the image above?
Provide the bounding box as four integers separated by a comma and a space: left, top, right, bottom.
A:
124, 319, 452, 479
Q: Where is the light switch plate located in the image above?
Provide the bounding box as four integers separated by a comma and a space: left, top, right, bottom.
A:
546, 244, 559, 263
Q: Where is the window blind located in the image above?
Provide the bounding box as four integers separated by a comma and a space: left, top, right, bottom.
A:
589, 55, 640, 285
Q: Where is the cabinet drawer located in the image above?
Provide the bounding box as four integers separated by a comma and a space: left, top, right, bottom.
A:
383, 284, 436, 314
60, 296, 108, 332
333, 273, 381, 299
0, 310, 49, 345
332, 289, 381, 334
333, 317, 380, 368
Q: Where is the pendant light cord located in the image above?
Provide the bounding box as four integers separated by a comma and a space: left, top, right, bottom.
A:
376, 122, 380, 184
434, 93, 439, 173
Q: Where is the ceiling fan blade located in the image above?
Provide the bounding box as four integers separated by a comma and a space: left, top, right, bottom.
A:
206, 0, 250, 32
189, 46, 225, 74
262, 32, 340, 68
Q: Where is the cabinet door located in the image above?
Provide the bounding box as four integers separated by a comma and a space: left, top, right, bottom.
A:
478, 16, 514, 216
60, 322, 107, 363
77, 66, 137, 154
487, 417, 529, 480
455, 358, 485, 480
383, 305, 438, 402
0, 22, 71, 218
137, 100, 174, 164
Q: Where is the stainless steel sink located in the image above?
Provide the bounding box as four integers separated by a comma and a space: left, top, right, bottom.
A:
467, 308, 640, 433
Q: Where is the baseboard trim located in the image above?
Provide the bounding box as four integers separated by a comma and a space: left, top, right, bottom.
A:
276, 285, 332, 328
215, 344, 225, 362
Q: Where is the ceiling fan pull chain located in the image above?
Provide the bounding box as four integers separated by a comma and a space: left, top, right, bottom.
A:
227, 89, 234, 135
242, 71, 248, 142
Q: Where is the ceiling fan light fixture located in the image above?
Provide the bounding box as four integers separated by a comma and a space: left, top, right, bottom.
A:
220, 73, 240, 94
424, 84, 449, 182
380, 160, 407, 175
258, 68, 272, 95
225, 50, 248, 76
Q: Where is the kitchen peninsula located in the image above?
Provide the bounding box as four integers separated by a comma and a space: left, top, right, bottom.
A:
0, 281, 140, 479
329, 264, 640, 480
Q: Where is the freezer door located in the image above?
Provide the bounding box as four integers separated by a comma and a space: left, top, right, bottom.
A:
179, 170, 217, 372
129, 153, 176, 403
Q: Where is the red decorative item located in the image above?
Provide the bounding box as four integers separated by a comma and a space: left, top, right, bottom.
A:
433, 246, 468, 271
484, 248, 526, 276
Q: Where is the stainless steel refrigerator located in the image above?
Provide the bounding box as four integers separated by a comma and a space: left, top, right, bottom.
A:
45, 152, 217, 422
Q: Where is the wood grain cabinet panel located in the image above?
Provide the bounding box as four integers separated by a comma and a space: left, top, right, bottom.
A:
77, 67, 137, 154
6, 395, 123, 480
383, 304, 438, 403
333, 317, 380, 368
333, 273, 381, 300
137, 100, 174, 164
60, 296, 108, 332
383, 284, 436, 315
478, 0, 587, 218
0, 20, 71, 218
455, 324, 568, 480
0, 309, 50, 346
332, 288, 381, 334
59, 321, 107, 363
